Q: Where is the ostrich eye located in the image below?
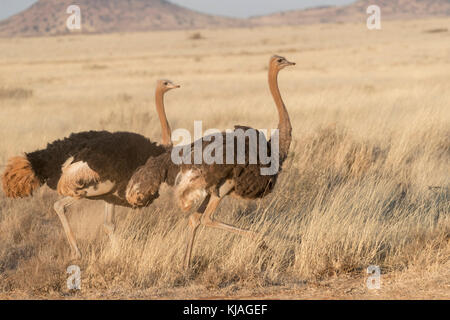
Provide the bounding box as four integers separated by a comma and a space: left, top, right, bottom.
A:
277, 58, 283, 63
164, 82, 168, 85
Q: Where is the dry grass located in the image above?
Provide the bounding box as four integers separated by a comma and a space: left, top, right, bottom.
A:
0, 18, 449, 299
189, 32, 205, 40
0, 87, 33, 100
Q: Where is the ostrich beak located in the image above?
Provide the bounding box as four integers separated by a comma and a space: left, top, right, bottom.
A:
285, 60, 296, 67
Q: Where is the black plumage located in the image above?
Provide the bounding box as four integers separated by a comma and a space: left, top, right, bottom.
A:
26, 130, 166, 206
1, 79, 181, 260
126, 55, 296, 269
184, 125, 280, 199
127, 124, 281, 208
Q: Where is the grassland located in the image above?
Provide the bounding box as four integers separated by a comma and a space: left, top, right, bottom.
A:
0, 18, 449, 299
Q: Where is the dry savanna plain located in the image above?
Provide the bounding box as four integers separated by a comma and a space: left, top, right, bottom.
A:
0, 18, 449, 299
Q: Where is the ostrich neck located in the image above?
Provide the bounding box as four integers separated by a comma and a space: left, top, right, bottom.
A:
155, 89, 172, 147
269, 68, 292, 161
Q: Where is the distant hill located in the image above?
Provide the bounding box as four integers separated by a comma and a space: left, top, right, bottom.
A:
0, 0, 247, 37
0, 0, 449, 37
250, 0, 450, 26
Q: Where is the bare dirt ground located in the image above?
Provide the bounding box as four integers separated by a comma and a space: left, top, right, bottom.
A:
1, 266, 448, 300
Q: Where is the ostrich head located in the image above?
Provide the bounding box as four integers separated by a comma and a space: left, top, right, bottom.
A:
270, 55, 296, 71
156, 79, 181, 93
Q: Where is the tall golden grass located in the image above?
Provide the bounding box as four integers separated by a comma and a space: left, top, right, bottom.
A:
0, 18, 448, 298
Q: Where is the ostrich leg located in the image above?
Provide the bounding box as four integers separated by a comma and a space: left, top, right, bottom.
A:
201, 182, 259, 240
54, 197, 81, 260
103, 203, 115, 240
183, 195, 210, 270
184, 180, 259, 269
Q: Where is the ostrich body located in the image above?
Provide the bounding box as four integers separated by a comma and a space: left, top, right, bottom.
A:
126, 56, 295, 269
1, 80, 180, 259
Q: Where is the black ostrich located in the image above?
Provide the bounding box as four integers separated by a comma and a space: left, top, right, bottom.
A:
126, 56, 295, 269
1, 80, 180, 260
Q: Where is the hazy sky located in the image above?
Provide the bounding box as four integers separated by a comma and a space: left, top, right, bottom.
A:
0, 0, 355, 21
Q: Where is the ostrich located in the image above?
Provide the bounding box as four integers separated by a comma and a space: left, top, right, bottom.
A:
1, 80, 180, 260
126, 56, 295, 269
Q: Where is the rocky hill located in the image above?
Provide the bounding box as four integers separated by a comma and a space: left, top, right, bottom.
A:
250, 0, 450, 26
0, 0, 448, 37
0, 0, 247, 37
